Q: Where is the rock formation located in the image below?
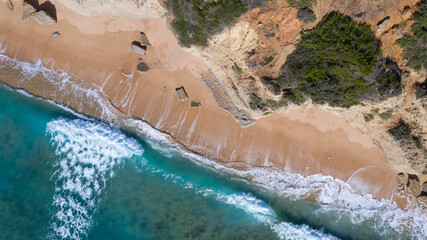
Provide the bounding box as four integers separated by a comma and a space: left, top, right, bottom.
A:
120, 70, 132, 78
175, 87, 188, 101
131, 41, 147, 55
190, 101, 201, 108
5, 0, 13, 10
52, 31, 61, 37
396, 172, 427, 209
136, 62, 149, 73
22, 0, 57, 26
22, 0, 36, 22
140, 32, 151, 46
377, 16, 391, 32
35, 9, 57, 26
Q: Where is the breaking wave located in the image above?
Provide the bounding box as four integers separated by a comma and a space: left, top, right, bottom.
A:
0, 50, 116, 121
46, 118, 143, 239
138, 158, 338, 240
124, 119, 427, 240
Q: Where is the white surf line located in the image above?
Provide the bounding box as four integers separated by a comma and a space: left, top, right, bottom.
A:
122, 116, 427, 240
46, 118, 143, 240
138, 160, 338, 240
2, 54, 426, 239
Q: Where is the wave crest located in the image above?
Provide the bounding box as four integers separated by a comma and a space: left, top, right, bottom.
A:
46, 118, 143, 240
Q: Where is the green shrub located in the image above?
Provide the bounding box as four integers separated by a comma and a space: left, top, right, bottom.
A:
286, 0, 315, 9
288, 12, 382, 107
297, 8, 316, 23
390, 121, 411, 140
262, 12, 401, 108
379, 109, 393, 120
261, 77, 284, 95
260, 56, 274, 67
389, 120, 420, 147
167, 0, 248, 46
265, 98, 288, 110
249, 94, 287, 111
371, 108, 379, 114
397, 0, 427, 71
415, 80, 427, 99
232, 63, 243, 75
364, 113, 375, 122
282, 88, 305, 103
375, 58, 402, 95
249, 94, 265, 110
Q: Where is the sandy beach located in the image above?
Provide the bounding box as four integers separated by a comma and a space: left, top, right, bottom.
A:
0, 0, 399, 201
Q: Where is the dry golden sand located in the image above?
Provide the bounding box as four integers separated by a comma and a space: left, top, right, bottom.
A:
0, 0, 398, 200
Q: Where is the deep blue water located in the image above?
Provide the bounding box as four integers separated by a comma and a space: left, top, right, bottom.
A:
0, 79, 425, 240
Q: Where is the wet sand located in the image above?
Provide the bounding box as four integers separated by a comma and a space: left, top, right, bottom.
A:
0, 0, 398, 200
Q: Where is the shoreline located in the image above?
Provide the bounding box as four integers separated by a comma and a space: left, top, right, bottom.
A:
3, 83, 427, 240
0, 0, 400, 202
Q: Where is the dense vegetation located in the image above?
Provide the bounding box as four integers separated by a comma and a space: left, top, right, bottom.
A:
389, 120, 422, 149
415, 80, 426, 99
249, 94, 287, 111
297, 8, 316, 23
397, 0, 427, 71
167, 0, 266, 46
262, 12, 402, 108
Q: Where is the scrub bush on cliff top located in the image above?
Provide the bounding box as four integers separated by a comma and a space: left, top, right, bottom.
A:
263, 12, 402, 108
397, 0, 427, 71
167, 0, 250, 46
286, 0, 315, 9
297, 8, 316, 23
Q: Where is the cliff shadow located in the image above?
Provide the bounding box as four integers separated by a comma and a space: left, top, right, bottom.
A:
39, 1, 57, 20
24, 0, 39, 9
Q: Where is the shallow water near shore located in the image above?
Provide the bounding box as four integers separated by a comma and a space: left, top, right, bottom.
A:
0, 67, 426, 239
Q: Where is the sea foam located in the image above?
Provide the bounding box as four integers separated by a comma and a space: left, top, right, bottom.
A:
124, 118, 427, 240
0, 51, 116, 122
137, 154, 338, 240
46, 118, 143, 240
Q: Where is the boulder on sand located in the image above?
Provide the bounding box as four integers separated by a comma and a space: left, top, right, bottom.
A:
6, 0, 14, 10
52, 31, 61, 37
136, 62, 149, 73
190, 101, 201, 108
140, 32, 151, 46
175, 86, 188, 101
22, 1, 36, 22
35, 9, 57, 26
121, 70, 132, 78
131, 41, 147, 55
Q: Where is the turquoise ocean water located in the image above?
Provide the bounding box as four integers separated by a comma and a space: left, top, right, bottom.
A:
0, 56, 426, 239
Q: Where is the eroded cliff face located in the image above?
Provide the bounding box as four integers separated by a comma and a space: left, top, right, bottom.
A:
178, 0, 426, 184
160, 0, 426, 206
